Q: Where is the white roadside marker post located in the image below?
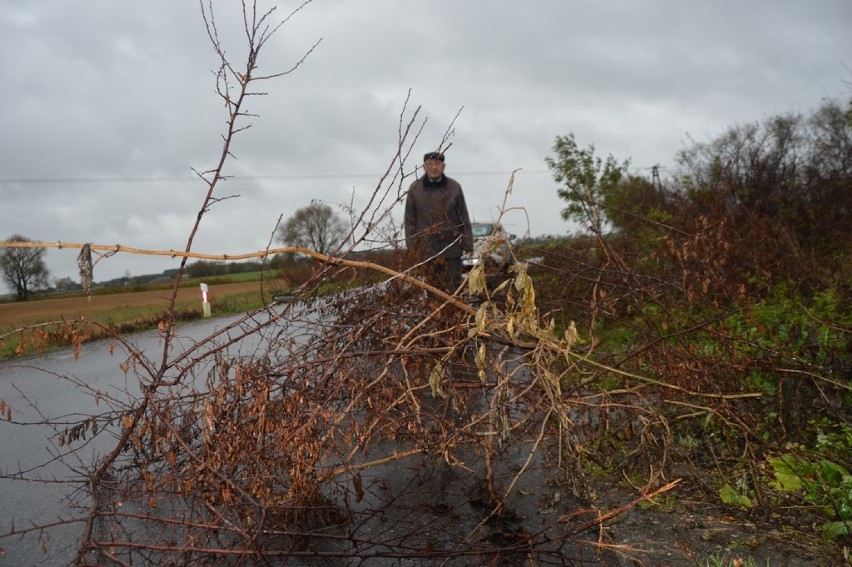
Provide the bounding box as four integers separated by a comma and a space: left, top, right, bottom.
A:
200, 283, 211, 318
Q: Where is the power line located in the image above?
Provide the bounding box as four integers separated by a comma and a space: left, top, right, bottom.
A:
0, 164, 674, 186
0, 173, 372, 184
0, 169, 553, 185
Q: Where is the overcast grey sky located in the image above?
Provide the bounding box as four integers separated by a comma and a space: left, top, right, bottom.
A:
2, 0, 850, 284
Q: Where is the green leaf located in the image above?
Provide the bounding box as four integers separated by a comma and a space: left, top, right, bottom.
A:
719, 483, 752, 509
818, 459, 849, 484
768, 455, 804, 492
822, 520, 850, 539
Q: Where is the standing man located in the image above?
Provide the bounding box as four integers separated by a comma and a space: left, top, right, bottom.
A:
404, 151, 473, 291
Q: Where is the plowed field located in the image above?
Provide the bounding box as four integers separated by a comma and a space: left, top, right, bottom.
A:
0, 280, 266, 331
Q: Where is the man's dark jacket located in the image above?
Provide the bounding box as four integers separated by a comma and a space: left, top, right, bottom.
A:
404, 175, 473, 261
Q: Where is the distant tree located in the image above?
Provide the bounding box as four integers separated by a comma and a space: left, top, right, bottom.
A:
268, 253, 291, 270
277, 203, 348, 256
53, 276, 78, 292
546, 134, 630, 235
600, 172, 674, 234
186, 260, 229, 278
1, 234, 51, 300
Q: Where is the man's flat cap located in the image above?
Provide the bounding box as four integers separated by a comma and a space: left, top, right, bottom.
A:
423, 151, 445, 162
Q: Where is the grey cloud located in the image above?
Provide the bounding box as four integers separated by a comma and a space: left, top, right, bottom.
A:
2, 0, 850, 284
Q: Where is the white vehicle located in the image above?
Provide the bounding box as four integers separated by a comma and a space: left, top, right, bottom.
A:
461, 222, 515, 271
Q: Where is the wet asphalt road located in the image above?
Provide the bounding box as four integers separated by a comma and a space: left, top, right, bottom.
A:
0, 306, 622, 566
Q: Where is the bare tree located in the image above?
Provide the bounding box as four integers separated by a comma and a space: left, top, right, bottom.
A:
278, 202, 348, 256
0, 234, 50, 300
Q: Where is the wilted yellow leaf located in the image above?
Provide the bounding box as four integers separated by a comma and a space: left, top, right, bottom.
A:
563, 321, 580, 349
476, 342, 487, 383
476, 301, 489, 333
543, 369, 561, 396
513, 268, 529, 292
428, 362, 446, 399
467, 264, 486, 295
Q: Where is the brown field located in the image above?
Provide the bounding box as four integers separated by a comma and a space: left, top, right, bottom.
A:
0, 280, 268, 331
